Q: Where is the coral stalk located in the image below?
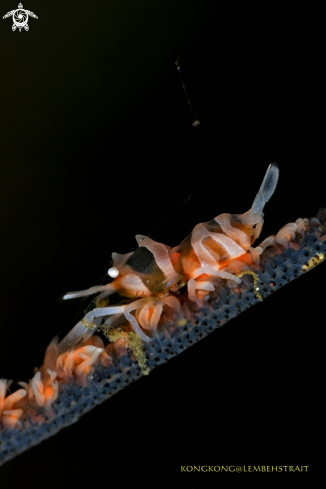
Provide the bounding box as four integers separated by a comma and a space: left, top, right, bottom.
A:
1, 208, 325, 467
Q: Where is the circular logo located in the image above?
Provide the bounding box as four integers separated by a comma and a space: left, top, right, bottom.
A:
13, 8, 28, 28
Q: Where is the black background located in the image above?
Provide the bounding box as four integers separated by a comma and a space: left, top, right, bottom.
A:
0, 0, 324, 482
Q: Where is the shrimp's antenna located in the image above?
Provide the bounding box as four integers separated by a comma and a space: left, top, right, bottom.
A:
175, 46, 202, 130
127, 47, 205, 252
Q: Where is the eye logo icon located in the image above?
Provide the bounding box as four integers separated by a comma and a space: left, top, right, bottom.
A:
3, 3, 38, 32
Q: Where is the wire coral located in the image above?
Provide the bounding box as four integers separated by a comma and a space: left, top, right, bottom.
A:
1, 164, 325, 466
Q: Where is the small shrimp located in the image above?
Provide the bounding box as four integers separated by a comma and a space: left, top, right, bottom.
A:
58, 163, 279, 350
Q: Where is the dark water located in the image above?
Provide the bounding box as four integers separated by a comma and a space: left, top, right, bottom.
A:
0, 1, 323, 480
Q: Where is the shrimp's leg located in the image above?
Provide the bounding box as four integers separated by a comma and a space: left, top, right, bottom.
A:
57, 306, 127, 354
62, 283, 115, 300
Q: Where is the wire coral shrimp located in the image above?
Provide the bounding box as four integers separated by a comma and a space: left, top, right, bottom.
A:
57, 163, 278, 350
1, 163, 325, 466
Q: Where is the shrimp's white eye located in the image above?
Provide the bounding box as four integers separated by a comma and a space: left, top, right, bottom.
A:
108, 267, 119, 278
